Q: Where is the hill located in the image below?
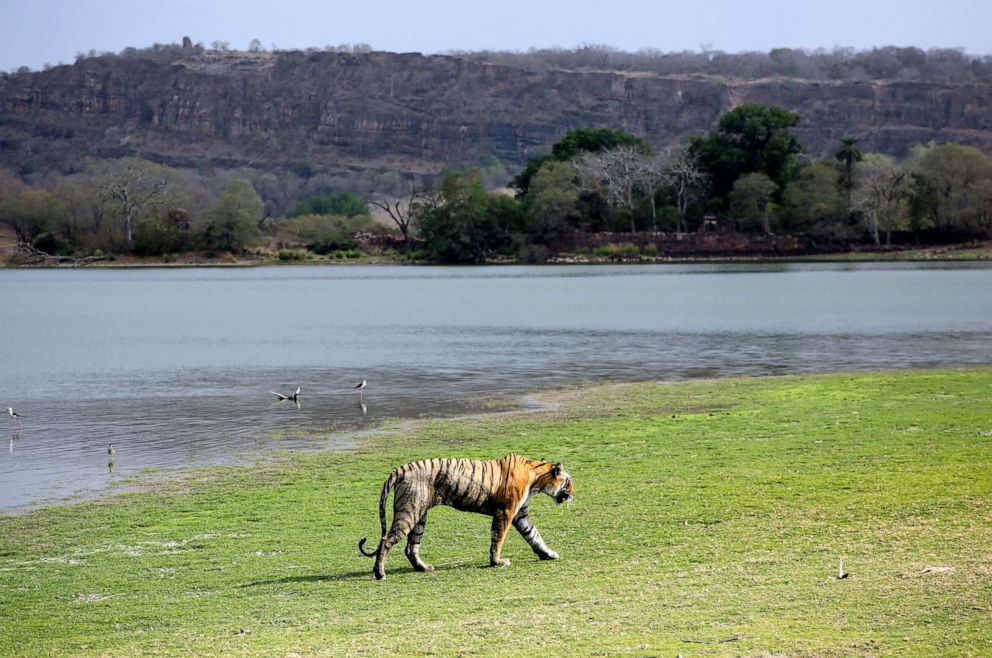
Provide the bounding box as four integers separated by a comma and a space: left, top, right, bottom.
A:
2, 44, 992, 179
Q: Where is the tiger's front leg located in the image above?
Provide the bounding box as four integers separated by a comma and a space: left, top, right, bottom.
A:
489, 511, 512, 567
513, 506, 559, 560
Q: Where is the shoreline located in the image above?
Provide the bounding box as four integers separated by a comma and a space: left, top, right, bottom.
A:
1, 367, 989, 656
3, 240, 991, 269
0, 367, 982, 517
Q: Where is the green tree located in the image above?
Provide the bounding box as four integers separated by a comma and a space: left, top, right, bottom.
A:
833, 135, 864, 210
288, 191, 368, 218
729, 173, 776, 233
523, 161, 581, 241
201, 179, 265, 252
780, 161, 852, 241
909, 143, 992, 237
0, 188, 66, 248
550, 128, 650, 161
511, 128, 648, 196
417, 170, 516, 263
689, 103, 803, 207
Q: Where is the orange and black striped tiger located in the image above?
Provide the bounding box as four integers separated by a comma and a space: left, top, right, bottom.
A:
358, 454, 574, 579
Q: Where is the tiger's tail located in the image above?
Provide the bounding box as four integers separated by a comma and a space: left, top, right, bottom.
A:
358, 471, 397, 558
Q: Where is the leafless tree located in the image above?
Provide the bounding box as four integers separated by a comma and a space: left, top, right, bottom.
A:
101, 159, 171, 251
370, 184, 440, 248
852, 156, 908, 247
660, 147, 706, 233
574, 145, 646, 232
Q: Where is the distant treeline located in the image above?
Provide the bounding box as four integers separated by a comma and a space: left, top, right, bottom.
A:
2, 103, 991, 264
7, 41, 990, 85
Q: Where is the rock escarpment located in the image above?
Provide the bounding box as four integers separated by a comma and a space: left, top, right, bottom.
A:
2, 49, 991, 175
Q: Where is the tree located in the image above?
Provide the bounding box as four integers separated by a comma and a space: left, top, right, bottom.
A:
909, 143, 992, 237
0, 189, 65, 247
523, 161, 581, 241
551, 128, 649, 161
510, 128, 648, 196
729, 173, 776, 233
574, 145, 647, 232
852, 154, 908, 247
100, 158, 173, 251
659, 147, 706, 233
689, 103, 803, 207
833, 135, 864, 211
248, 39, 263, 53
370, 185, 440, 248
201, 179, 264, 252
289, 191, 368, 218
779, 161, 851, 241
417, 170, 514, 263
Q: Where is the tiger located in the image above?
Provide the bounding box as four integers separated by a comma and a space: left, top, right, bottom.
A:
358, 454, 574, 580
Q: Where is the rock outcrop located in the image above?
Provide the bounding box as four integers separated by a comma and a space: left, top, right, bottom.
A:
2, 49, 991, 176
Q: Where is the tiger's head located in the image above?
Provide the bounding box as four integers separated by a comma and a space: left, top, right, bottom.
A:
535, 461, 574, 505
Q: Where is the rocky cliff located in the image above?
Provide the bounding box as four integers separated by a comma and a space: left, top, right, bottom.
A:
2, 48, 991, 176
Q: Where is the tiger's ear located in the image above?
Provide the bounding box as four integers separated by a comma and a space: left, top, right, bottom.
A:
551, 462, 562, 477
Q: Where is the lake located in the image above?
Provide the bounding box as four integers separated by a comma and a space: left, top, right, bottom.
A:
2, 262, 991, 510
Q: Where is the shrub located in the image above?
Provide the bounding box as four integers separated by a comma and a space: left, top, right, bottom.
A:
277, 248, 311, 261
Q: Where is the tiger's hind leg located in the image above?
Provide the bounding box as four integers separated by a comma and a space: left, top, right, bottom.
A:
404, 513, 434, 572
373, 488, 430, 580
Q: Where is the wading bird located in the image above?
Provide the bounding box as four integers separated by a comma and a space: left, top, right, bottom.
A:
108, 444, 116, 456
7, 407, 22, 430
270, 387, 301, 402
353, 380, 367, 393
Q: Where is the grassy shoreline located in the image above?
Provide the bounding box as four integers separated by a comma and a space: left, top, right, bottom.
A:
1, 369, 990, 656
3, 242, 991, 268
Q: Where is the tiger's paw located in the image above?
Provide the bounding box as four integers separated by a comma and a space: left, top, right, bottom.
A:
490, 558, 511, 568
538, 550, 560, 561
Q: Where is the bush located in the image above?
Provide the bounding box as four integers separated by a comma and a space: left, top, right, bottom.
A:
594, 243, 641, 259
277, 248, 311, 261
641, 244, 659, 257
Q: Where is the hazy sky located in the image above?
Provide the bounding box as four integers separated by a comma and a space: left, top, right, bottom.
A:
2, 0, 989, 71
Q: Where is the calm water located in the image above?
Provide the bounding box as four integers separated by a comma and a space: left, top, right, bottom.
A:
2, 262, 991, 509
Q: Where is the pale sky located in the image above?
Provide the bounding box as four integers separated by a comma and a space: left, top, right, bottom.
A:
1, 0, 989, 71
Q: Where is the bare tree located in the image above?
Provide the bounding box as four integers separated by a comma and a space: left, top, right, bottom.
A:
370, 184, 439, 248
100, 159, 171, 251
852, 155, 907, 247
660, 147, 705, 233
574, 145, 646, 232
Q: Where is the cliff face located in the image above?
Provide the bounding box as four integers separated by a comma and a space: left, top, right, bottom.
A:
2, 49, 991, 175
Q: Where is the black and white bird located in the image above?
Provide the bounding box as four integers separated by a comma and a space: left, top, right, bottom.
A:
353, 380, 367, 392
108, 444, 116, 456
270, 387, 301, 402
7, 407, 22, 428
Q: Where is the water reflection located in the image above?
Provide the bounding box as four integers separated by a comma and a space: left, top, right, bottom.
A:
0, 262, 989, 510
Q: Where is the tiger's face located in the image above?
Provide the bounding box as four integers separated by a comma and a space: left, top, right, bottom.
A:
537, 462, 574, 505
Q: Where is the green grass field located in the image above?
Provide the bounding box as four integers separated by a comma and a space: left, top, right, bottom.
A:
1, 369, 990, 656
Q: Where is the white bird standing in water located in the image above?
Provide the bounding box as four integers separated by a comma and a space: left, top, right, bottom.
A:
353, 380, 367, 392
7, 407, 22, 429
